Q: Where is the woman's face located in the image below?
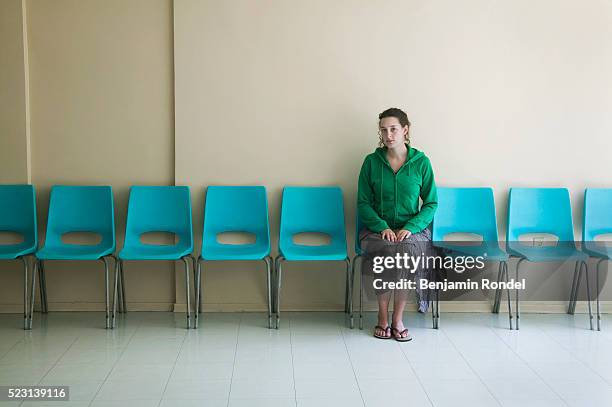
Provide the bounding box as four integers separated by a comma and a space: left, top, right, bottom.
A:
379, 117, 408, 149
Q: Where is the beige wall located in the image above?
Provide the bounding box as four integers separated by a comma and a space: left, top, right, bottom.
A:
174, 0, 612, 311
1, 0, 176, 312
0, 0, 30, 310
1, 0, 611, 313
0, 0, 29, 184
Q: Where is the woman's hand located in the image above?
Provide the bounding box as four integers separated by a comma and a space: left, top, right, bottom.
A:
396, 229, 412, 241
381, 228, 397, 242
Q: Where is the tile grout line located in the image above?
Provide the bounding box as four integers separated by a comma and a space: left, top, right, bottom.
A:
157, 322, 190, 407
487, 318, 571, 406
339, 321, 373, 407
395, 328, 436, 407
14, 326, 78, 407
0, 329, 26, 405
30, 330, 80, 407
36, 336, 80, 385
0, 334, 23, 361
437, 323, 504, 406
87, 316, 142, 407
226, 312, 243, 407
288, 314, 298, 407
536, 319, 612, 387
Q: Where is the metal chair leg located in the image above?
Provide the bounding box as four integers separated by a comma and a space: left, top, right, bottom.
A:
571, 260, 583, 315
431, 287, 436, 329
515, 258, 525, 330
112, 259, 120, 328
181, 256, 192, 329
348, 257, 355, 329
273, 256, 279, 317
596, 258, 605, 331
344, 259, 350, 314
111, 256, 121, 314
116, 258, 123, 313
190, 256, 201, 316
582, 261, 594, 330
28, 259, 38, 330
39, 260, 48, 313
493, 261, 503, 313
19, 256, 29, 330
435, 288, 440, 329
503, 261, 513, 330
264, 256, 273, 329
568, 260, 580, 314
101, 257, 111, 329
358, 255, 364, 330
119, 259, 126, 313
275, 256, 283, 329
343, 258, 351, 327
195, 258, 202, 329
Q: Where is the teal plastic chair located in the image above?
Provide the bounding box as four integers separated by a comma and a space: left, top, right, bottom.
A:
32, 185, 115, 329
506, 188, 591, 330
433, 187, 512, 329
579, 188, 612, 330
196, 186, 272, 328
117, 186, 194, 328
0, 185, 37, 329
276, 186, 350, 329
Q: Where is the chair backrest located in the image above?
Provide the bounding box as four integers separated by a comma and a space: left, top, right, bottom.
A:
583, 188, 612, 242
506, 187, 575, 242
202, 185, 270, 248
279, 186, 346, 245
0, 184, 37, 249
44, 185, 115, 249
433, 187, 500, 242
124, 186, 193, 249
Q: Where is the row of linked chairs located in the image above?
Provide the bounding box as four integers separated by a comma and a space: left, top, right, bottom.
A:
413, 187, 611, 331
1, 185, 611, 332
0, 185, 349, 331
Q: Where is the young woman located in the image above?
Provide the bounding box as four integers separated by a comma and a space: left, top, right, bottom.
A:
357, 108, 438, 341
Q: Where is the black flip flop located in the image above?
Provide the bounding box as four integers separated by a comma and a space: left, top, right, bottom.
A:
391, 326, 413, 342
373, 325, 392, 339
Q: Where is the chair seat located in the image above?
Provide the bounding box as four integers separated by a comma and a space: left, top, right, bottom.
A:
36, 244, 114, 260
280, 242, 347, 261
0, 244, 36, 260
583, 243, 612, 260
507, 243, 587, 262
201, 242, 270, 261
119, 243, 192, 261
435, 242, 509, 261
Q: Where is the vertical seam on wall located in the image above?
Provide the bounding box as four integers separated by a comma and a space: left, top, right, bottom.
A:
21, 0, 32, 183
171, 0, 176, 187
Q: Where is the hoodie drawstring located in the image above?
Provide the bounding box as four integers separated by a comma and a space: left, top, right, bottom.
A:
380, 162, 384, 219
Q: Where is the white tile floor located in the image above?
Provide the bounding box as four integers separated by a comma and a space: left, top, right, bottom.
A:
0, 311, 611, 406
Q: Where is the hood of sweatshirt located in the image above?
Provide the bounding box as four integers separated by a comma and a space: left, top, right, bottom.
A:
373, 144, 425, 168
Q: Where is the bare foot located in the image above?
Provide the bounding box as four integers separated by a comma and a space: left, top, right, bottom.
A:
374, 312, 391, 338
374, 325, 391, 338
391, 320, 410, 340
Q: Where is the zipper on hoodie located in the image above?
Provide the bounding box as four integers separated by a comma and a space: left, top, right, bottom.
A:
394, 173, 398, 229
379, 146, 412, 230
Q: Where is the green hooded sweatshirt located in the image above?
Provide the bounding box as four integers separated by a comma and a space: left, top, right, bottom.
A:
357, 145, 438, 234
